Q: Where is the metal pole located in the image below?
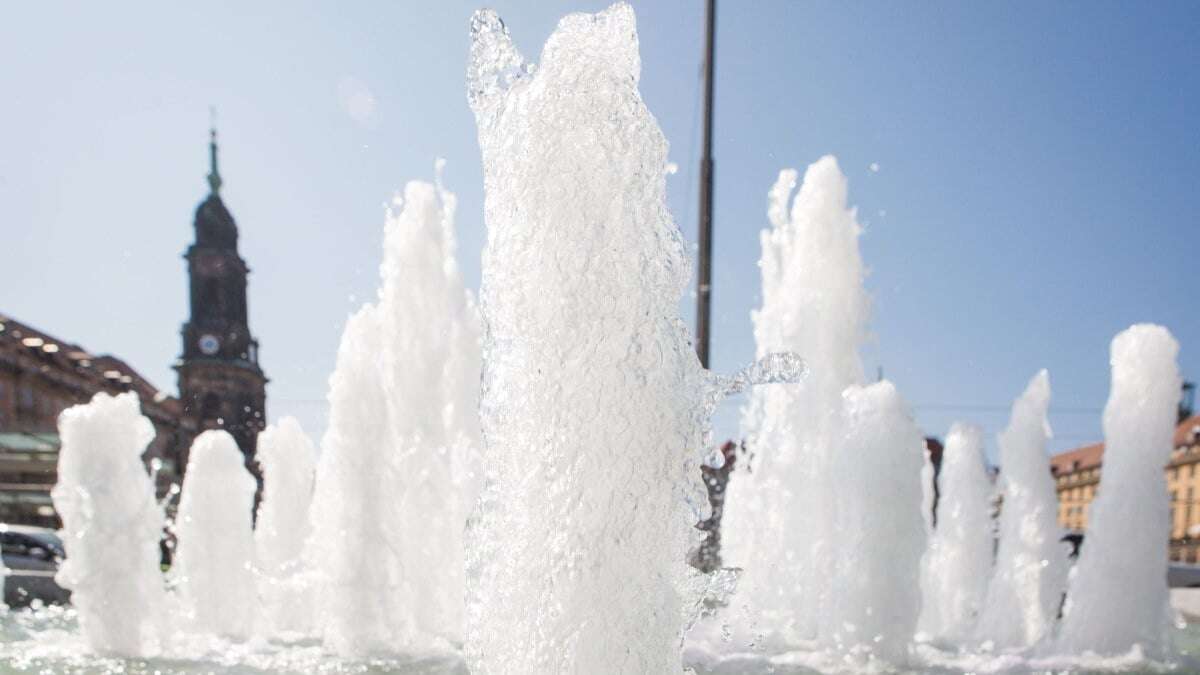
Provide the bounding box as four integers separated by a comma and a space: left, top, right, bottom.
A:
695, 0, 716, 369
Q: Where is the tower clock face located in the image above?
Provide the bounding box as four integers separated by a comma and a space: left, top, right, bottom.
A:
198, 334, 220, 355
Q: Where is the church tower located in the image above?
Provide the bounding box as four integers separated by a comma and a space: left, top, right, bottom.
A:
176, 126, 267, 480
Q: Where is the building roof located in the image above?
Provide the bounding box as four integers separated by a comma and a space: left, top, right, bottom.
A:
1177, 414, 1200, 447
1050, 414, 1200, 475
1050, 442, 1105, 475
193, 194, 239, 250
0, 314, 174, 408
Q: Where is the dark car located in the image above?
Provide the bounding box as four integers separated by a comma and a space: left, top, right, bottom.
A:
1, 524, 70, 607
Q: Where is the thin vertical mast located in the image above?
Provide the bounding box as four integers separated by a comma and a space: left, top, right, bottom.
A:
695, 0, 716, 368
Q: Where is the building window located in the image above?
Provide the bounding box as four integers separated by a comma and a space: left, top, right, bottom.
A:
199, 278, 220, 318
200, 392, 221, 421
18, 385, 34, 411
1188, 487, 1195, 537
1173, 491, 1180, 526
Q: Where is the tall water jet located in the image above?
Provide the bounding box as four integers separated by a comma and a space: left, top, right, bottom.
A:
50, 392, 165, 656
918, 423, 992, 644
722, 156, 868, 645
825, 381, 926, 663
308, 170, 481, 655
170, 429, 257, 639
1057, 324, 1182, 659
466, 5, 713, 672
254, 416, 318, 637
974, 370, 1067, 650
308, 305, 394, 654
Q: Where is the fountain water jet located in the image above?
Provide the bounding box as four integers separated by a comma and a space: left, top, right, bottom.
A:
918, 423, 992, 645
825, 381, 926, 663
974, 369, 1067, 650
464, 5, 806, 672
0, 5, 1194, 674
51, 391, 166, 656
1057, 324, 1182, 659
721, 156, 870, 648
170, 429, 257, 639
307, 170, 481, 656
254, 415, 317, 637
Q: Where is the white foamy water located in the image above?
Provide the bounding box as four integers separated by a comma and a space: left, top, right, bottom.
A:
50, 392, 166, 656
974, 370, 1067, 650
918, 423, 992, 645
170, 430, 257, 639
466, 4, 715, 673
307, 170, 481, 656
1057, 324, 1182, 659
721, 156, 869, 648
254, 416, 317, 638
1, 5, 1193, 674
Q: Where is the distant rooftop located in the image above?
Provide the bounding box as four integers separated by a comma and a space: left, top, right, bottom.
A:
1050, 414, 1200, 475
0, 313, 175, 412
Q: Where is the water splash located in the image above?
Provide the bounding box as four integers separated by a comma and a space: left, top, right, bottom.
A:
169, 430, 257, 639
254, 416, 318, 638
917, 423, 992, 645
708, 352, 809, 401
308, 168, 482, 655
1057, 324, 1182, 659
51, 392, 165, 656
975, 369, 1067, 650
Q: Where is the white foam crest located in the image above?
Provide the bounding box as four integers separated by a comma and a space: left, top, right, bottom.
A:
50, 391, 166, 656
169, 429, 257, 639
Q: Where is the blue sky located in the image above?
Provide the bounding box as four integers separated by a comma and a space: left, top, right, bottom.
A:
2, 1, 1197, 460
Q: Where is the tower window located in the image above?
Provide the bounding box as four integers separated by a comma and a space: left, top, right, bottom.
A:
198, 278, 220, 318
200, 392, 221, 420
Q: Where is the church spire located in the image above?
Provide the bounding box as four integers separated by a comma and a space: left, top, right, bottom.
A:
206, 108, 222, 196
